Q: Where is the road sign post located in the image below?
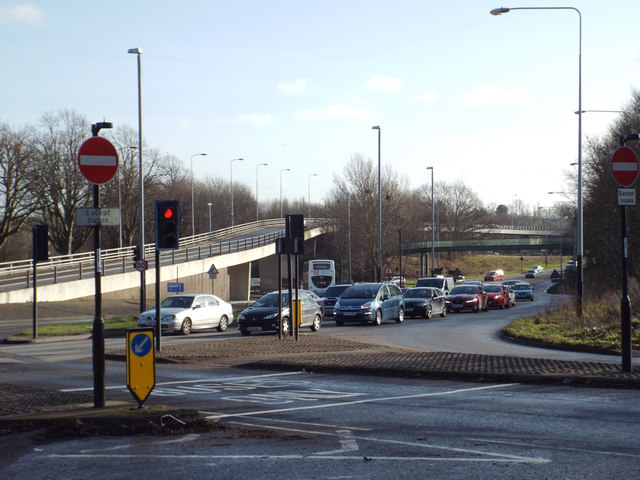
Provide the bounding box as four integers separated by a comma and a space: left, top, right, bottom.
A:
78, 127, 118, 409
126, 328, 155, 406
614, 139, 639, 373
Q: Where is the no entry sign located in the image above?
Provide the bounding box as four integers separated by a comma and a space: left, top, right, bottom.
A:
611, 147, 640, 187
77, 136, 118, 184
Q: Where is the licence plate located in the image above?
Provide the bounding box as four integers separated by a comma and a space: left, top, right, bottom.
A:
247, 326, 263, 331
344, 312, 357, 316
406, 308, 413, 312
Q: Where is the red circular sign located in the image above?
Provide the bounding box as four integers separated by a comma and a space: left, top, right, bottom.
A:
611, 146, 640, 187
77, 136, 119, 184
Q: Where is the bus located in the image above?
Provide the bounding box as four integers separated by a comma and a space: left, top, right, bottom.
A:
302, 259, 336, 296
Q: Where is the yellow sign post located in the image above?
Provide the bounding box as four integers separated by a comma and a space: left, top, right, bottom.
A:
126, 328, 155, 406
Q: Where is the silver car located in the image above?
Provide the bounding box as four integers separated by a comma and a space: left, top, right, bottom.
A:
138, 294, 234, 335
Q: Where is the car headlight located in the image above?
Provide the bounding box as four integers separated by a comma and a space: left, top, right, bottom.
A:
361, 302, 372, 310
264, 312, 279, 320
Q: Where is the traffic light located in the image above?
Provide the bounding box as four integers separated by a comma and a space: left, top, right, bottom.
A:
155, 200, 180, 250
32, 224, 48, 263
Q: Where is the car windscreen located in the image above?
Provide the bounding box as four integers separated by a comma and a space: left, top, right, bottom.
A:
403, 288, 432, 298
161, 296, 194, 309
253, 294, 284, 307
483, 285, 501, 292
450, 286, 476, 295
416, 279, 441, 287
513, 284, 530, 290
341, 284, 379, 299
322, 285, 350, 298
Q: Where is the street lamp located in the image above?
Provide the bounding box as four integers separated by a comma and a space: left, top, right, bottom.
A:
230, 157, 244, 227
372, 125, 381, 282
491, 5, 584, 316
256, 162, 268, 221
280, 168, 290, 218
426, 167, 435, 275
207, 202, 213, 232
190, 153, 207, 236
127, 47, 145, 313
343, 190, 352, 283
308, 173, 318, 218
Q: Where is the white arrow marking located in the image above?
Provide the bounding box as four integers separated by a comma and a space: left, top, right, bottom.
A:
133, 335, 150, 355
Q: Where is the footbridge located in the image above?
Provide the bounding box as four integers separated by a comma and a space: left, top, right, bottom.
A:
0, 218, 331, 305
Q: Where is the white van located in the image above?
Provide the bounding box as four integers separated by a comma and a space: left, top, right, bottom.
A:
415, 276, 455, 295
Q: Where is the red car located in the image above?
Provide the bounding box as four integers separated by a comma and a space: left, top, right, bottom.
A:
483, 283, 510, 309
484, 269, 504, 281
445, 284, 488, 313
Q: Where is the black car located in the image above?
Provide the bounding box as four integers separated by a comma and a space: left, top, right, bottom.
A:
320, 284, 352, 317
403, 287, 447, 319
238, 290, 322, 336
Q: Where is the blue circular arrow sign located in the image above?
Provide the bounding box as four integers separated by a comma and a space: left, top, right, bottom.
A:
131, 333, 152, 357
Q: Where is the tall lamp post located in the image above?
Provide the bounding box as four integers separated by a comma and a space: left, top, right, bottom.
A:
426, 166, 435, 275
207, 202, 213, 232
190, 152, 207, 236
280, 168, 290, 218
372, 125, 382, 282
342, 190, 352, 283
308, 173, 318, 218
127, 47, 145, 313
230, 157, 244, 226
256, 162, 268, 221
491, 5, 583, 316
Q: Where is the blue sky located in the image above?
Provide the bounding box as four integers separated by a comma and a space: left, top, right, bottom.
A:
2, 1, 640, 211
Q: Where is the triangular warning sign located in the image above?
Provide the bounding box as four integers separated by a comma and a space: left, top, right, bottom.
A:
208, 264, 219, 275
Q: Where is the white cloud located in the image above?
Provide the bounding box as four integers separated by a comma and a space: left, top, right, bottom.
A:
325, 104, 377, 120
412, 91, 439, 103
295, 104, 378, 121
453, 83, 529, 107
0, 4, 44, 25
219, 113, 275, 128
278, 78, 308, 96
364, 75, 404, 92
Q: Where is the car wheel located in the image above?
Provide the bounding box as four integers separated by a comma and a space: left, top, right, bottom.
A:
482, 302, 488, 312
240, 328, 250, 336
440, 306, 447, 318
180, 318, 192, 335
217, 315, 229, 332
395, 307, 404, 324
282, 317, 291, 335
311, 314, 321, 332
374, 309, 382, 326
425, 304, 433, 319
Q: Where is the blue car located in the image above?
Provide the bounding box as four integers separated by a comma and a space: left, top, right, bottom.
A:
334, 282, 405, 326
512, 282, 534, 301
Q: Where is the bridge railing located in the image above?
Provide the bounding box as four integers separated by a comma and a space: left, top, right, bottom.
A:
0, 217, 331, 282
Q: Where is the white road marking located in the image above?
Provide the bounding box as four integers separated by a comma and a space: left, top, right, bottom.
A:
315, 429, 359, 455
469, 437, 640, 458
231, 416, 371, 432
227, 419, 548, 464
205, 383, 519, 419
60, 371, 306, 392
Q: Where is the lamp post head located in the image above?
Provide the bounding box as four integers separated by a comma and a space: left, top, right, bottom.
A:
490, 7, 510, 15
371, 125, 380, 130
128, 47, 143, 54
426, 166, 433, 171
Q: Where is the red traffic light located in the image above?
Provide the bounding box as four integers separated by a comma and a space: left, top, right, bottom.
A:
163, 208, 175, 220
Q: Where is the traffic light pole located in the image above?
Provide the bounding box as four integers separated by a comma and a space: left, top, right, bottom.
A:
92, 181, 105, 408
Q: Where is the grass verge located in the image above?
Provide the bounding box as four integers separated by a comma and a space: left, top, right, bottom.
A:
17, 317, 138, 337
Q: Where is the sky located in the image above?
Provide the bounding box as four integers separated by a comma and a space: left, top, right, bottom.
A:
2, 1, 640, 213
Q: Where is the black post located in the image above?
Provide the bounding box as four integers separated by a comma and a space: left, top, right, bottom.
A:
92, 183, 105, 408
155, 248, 161, 351
32, 263, 37, 340
398, 227, 402, 287
621, 203, 632, 372
287, 253, 293, 337
278, 252, 282, 340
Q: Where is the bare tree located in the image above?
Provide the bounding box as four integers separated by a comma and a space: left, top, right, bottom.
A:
0, 123, 39, 255
31, 110, 92, 254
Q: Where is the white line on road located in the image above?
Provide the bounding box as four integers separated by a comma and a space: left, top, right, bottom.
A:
204, 383, 519, 420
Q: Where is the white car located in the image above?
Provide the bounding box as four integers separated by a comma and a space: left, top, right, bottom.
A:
138, 294, 234, 335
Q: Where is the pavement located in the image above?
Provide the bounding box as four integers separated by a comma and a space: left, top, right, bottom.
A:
1, 299, 639, 430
